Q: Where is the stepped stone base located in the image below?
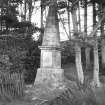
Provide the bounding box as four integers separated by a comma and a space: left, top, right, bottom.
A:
34, 68, 65, 89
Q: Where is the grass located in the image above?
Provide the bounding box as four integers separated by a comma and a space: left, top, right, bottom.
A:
0, 63, 105, 105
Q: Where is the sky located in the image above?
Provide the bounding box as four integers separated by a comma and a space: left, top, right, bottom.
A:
31, 1, 93, 41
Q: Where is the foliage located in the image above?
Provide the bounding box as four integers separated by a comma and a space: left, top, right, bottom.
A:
0, 0, 42, 84
0, 32, 41, 84
0, 0, 23, 33
61, 41, 75, 65
0, 36, 26, 73
37, 80, 101, 105
24, 40, 40, 84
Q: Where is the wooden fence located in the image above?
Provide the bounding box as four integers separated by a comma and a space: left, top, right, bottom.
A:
0, 71, 24, 100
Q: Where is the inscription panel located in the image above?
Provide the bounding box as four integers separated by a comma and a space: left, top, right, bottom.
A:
42, 51, 52, 67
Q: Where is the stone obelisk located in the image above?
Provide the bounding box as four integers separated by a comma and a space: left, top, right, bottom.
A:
34, 0, 64, 89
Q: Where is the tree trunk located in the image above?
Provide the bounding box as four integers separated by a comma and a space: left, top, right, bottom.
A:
0, 8, 3, 31
93, 1, 96, 30
28, 0, 32, 22
78, 1, 81, 32
71, 4, 84, 84
93, 40, 100, 87
39, 0, 44, 43
67, 1, 71, 39
71, 8, 78, 35
99, 5, 105, 69
24, 0, 27, 21
84, 0, 91, 71
91, 1, 100, 87
85, 47, 91, 70
84, 0, 87, 36
75, 43, 84, 84
101, 39, 105, 69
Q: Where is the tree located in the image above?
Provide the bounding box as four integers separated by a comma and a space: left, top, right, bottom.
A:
92, 40, 100, 87
0, 0, 23, 33
100, 6, 105, 69
101, 38, 105, 69
83, 0, 91, 70
91, 1, 101, 87
71, 1, 84, 84
75, 43, 84, 84
85, 47, 91, 70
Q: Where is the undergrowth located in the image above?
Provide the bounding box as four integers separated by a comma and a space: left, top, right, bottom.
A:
40, 79, 104, 105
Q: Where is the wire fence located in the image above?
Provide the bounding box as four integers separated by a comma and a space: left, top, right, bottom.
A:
0, 71, 24, 100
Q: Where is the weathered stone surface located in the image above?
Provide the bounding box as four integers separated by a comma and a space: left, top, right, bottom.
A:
40, 47, 61, 68
42, 1, 60, 47
35, 68, 64, 89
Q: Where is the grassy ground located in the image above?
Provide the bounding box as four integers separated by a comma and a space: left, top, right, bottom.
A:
62, 63, 105, 105
0, 63, 105, 105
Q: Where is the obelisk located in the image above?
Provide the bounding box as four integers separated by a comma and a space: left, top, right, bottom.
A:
34, 0, 64, 89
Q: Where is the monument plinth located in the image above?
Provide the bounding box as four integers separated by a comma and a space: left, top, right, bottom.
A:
34, 1, 64, 89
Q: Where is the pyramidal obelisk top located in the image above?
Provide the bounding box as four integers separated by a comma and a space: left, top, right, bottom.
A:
42, 0, 60, 47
